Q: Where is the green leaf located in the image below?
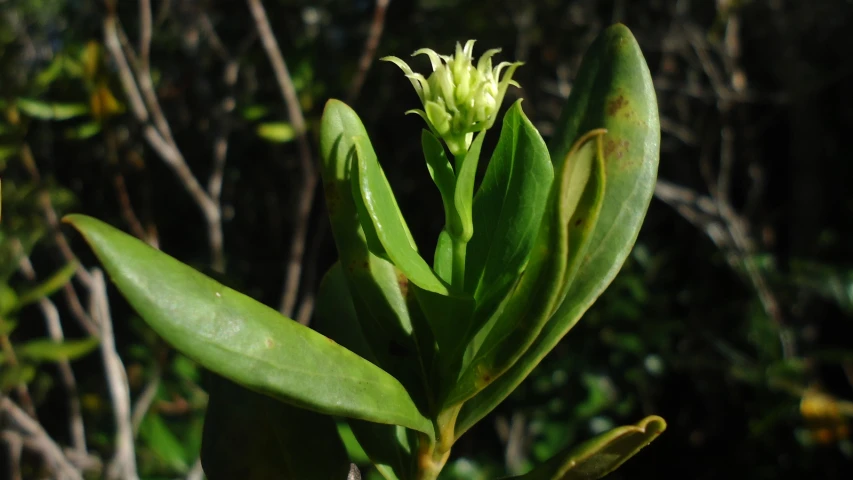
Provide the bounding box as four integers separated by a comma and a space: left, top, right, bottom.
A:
16, 98, 88, 120
64, 122, 102, 140
139, 413, 189, 473
0, 318, 18, 336
319, 100, 435, 403
354, 135, 449, 295
465, 100, 553, 311
15, 261, 78, 310
422, 130, 457, 237
452, 131, 486, 243
17, 337, 99, 362
433, 229, 453, 284
348, 420, 415, 480
0, 365, 36, 391
445, 132, 603, 408
64, 214, 433, 435
456, 24, 660, 437
201, 375, 350, 480
506, 416, 666, 480
337, 422, 371, 465
312, 264, 416, 480
256, 122, 296, 143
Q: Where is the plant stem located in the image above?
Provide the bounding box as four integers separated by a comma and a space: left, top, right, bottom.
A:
417, 404, 462, 479
451, 238, 466, 291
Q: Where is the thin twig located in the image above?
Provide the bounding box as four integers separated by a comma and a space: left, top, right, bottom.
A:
131, 368, 161, 436
16, 254, 88, 461
1, 396, 83, 480
245, 0, 318, 318
90, 269, 139, 480
1, 430, 23, 480
348, 0, 391, 102
103, 10, 225, 271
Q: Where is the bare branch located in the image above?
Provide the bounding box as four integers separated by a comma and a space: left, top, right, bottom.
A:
245, 0, 318, 318
131, 368, 161, 436
348, 0, 391, 102
89, 269, 138, 480
16, 255, 88, 460
1, 429, 23, 480
103, 9, 225, 271
1, 397, 83, 480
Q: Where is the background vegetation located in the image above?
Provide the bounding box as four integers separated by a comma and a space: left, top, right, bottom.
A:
1, 0, 852, 478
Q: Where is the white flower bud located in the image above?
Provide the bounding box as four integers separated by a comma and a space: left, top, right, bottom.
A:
382, 40, 523, 157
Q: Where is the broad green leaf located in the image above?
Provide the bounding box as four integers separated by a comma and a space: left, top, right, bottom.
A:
201, 375, 350, 480
65, 214, 433, 435
422, 130, 457, 237
313, 264, 416, 480
452, 131, 486, 243
17, 337, 99, 362
319, 100, 435, 403
506, 416, 666, 480
445, 133, 602, 408
256, 121, 296, 143
15, 261, 78, 310
465, 100, 553, 313
139, 413, 189, 473
354, 135, 449, 295
456, 24, 660, 437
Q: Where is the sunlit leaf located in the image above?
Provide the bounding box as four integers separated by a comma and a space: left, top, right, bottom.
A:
65, 214, 433, 435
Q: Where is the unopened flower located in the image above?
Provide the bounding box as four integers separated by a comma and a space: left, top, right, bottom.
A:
382, 40, 523, 157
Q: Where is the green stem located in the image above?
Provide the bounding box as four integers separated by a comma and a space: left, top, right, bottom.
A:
417, 404, 462, 480
451, 237, 466, 291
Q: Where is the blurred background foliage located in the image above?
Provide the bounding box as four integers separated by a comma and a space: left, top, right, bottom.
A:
1, 0, 852, 479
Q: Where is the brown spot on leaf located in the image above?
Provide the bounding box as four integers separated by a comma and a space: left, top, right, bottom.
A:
575, 218, 584, 227
606, 95, 627, 116
265, 338, 275, 348
604, 138, 630, 160
397, 271, 409, 298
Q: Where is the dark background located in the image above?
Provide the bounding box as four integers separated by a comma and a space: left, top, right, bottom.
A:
1, 0, 852, 478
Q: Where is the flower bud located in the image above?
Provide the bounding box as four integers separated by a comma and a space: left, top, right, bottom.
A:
383, 40, 523, 157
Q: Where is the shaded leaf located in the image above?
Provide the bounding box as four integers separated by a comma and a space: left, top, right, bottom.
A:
319, 100, 435, 405
465, 100, 553, 318
65, 214, 433, 435
139, 413, 189, 473
447, 132, 603, 408
507, 416, 666, 480
313, 264, 416, 480
201, 375, 350, 480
